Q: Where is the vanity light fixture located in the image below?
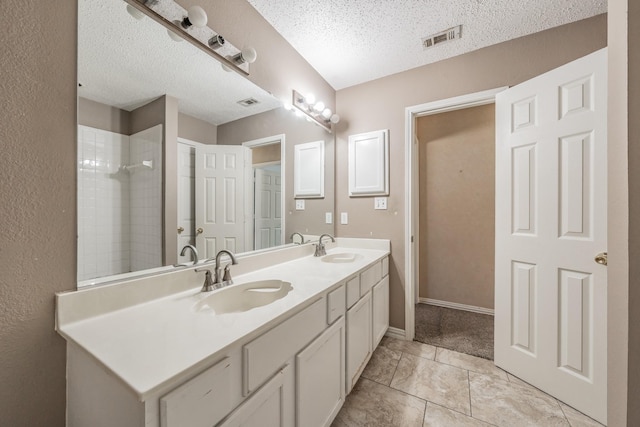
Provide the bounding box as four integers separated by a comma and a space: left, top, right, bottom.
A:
180, 5, 208, 29
124, 0, 256, 76
290, 89, 340, 133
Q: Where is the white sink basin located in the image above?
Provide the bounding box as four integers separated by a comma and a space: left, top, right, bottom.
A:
193, 280, 293, 314
321, 253, 360, 263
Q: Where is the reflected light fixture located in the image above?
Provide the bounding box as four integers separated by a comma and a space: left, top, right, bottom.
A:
290, 89, 339, 133
126, 4, 145, 20
181, 5, 208, 29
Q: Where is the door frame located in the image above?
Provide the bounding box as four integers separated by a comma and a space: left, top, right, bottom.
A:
242, 134, 286, 248
403, 87, 508, 341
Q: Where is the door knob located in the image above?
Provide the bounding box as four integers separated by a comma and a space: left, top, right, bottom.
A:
177, 226, 184, 234
197, 227, 203, 234
594, 252, 607, 266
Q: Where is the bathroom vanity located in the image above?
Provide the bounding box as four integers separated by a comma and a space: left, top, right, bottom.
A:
56, 239, 390, 427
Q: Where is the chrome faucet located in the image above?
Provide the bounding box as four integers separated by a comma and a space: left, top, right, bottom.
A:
175, 244, 199, 267
210, 249, 238, 287
314, 234, 335, 257
290, 232, 305, 245
194, 268, 216, 292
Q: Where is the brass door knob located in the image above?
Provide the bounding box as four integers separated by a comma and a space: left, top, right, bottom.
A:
177, 226, 184, 234
197, 227, 204, 234
594, 252, 607, 266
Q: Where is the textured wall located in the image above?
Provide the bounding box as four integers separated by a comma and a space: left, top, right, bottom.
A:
417, 105, 495, 309
335, 14, 607, 329
0, 1, 77, 426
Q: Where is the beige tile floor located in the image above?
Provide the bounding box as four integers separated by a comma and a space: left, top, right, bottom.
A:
332, 337, 604, 427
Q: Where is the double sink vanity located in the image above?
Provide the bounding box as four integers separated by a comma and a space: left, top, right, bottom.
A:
56, 238, 390, 427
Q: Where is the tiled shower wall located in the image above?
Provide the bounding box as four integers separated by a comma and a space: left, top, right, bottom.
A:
77, 125, 163, 282
129, 125, 163, 272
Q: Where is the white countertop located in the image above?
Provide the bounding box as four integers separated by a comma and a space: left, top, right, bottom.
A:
57, 241, 389, 400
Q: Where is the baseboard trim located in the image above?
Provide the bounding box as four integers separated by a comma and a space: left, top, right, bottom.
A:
419, 298, 494, 316
385, 326, 406, 340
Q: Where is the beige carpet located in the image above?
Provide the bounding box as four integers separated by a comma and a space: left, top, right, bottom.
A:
414, 304, 494, 360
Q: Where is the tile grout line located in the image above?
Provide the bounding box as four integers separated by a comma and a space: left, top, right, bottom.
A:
467, 369, 473, 419
556, 399, 573, 427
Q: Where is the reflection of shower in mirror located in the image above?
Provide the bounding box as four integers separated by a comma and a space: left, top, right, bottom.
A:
122, 160, 153, 172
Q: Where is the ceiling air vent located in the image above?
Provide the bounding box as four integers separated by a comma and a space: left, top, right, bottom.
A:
237, 97, 259, 107
422, 25, 462, 50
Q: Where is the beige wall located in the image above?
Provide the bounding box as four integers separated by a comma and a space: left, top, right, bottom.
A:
252, 143, 281, 164
335, 14, 607, 330
0, 1, 77, 426
417, 105, 495, 309
178, 112, 218, 145
218, 108, 335, 239
78, 97, 131, 134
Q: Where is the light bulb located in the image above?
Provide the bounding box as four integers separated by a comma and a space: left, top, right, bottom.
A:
182, 5, 208, 28
233, 47, 257, 64
167, 29, 184, 42
221, 63, 232, 72
283, 103, 293, 111
305, 93, 316, 105
322, 108, 332, 119
313, 101, 325, 112
126, 4, 145, 20
294, 109, 304, 118
330, 114, 340, 124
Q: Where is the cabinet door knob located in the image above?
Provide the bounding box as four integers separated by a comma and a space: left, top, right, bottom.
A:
594, 252, 607, 266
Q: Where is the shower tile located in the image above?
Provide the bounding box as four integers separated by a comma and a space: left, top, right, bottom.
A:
423, 402, 491, 427
390, 353, 471, 415
361, 345, 401, 386
380, 336, 436, 360
332, 378, 425, 427
469, 371, 569, 426
436, 347, 508, 380
558, 402, 604, 427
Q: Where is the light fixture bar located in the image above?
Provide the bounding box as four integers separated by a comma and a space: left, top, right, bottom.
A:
124, 0, 250, 76
292, 89, 332, 133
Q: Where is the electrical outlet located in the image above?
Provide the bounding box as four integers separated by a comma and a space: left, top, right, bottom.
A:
341, 212, 348, 224
325, 212, 332, 224
295, 200, 305, 210
374, 197, 388, 210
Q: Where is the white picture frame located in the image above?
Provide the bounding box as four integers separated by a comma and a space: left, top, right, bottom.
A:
348, 129, 389, 196
294, 140, 325, 198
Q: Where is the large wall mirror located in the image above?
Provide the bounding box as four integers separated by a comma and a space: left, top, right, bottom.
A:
77, 0, 334, 287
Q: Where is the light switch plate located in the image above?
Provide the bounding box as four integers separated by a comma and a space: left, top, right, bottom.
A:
341, 212, 348, 224
374, 197, 388, 210
296, 200, 305, 210
325, 212, 332, 224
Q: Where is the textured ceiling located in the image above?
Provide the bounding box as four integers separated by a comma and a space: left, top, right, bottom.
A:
246, 0, 607, 90
79, 0, 280, 125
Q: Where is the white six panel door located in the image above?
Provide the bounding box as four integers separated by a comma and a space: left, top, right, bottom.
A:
254, 167, 282, 250
195, 145, 252, 259
495, 48, 607, 424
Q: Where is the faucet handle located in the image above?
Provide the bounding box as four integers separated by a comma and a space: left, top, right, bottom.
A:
195, 268, 216, 292
222, 264, 233, 284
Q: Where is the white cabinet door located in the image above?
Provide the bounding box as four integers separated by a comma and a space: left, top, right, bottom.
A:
372, 276, 389, 349
346, 292, 372, 392
218, 364, 294, 427
495, 48, 607, 424
296, 317, 345, 427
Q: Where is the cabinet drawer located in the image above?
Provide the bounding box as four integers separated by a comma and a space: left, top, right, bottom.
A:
327, 284, 346, 324
360, 261, 382, 297
244, 298, 326, 395
346, 276, 360, 309
161, 357, 233, 427
382, 257, 389, 277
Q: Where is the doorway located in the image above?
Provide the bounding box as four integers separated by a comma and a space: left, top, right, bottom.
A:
414, 103, 496, 360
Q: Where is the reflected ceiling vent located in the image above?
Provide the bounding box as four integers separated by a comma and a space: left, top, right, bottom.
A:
237, 97, 260, 107
422, 25, 462, 50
